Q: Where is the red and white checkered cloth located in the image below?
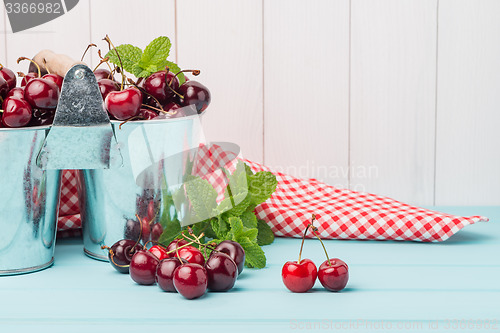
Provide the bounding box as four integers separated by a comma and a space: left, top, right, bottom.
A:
57, 145, 488, 242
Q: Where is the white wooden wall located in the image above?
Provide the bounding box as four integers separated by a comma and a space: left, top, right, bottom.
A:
1, 0, 499, 206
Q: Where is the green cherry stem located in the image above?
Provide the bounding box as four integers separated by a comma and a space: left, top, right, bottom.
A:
297, 222, 312, 265
308, 215, 332, 267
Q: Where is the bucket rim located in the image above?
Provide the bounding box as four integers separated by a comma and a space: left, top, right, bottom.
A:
0, 124, 51, 132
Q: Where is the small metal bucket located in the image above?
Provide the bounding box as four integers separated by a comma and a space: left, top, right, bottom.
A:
0, 126, 61, 275
78, 115, 204, 260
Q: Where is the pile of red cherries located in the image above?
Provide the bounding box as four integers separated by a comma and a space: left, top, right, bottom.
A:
104, 233, 245, 300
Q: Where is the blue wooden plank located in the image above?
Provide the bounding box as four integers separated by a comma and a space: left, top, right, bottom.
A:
0, 206, 498, 332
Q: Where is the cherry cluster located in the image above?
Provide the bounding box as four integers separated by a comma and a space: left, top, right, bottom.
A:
282, 215, 349, 293
103, 225, 245, 300
0, 59, 62, 128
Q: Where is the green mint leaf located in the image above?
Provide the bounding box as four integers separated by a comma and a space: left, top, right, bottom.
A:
105, 44, 142, 73
228, 216, 244, 239
240, 208, 258, 229
242, 228, 258, 243
244, 163, 254, 176
238, 236, 266, 269
131, 63, 151, 78
185, 177, 218, 222
257, 219, 274, 246
139, 36, 172, 68
211, 216, 228, 239
248, 171, 278, 206
158, 219, 182, 246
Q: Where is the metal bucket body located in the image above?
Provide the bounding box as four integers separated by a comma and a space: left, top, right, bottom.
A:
0, 126, 62, 275
79, 117, 203, 260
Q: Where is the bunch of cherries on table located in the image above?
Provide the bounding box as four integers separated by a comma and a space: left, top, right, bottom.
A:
103, 225, 245, 300
0, 58, 210, 128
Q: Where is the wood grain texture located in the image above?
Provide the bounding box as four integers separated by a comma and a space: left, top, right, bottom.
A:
4, 1, 91, 75
264, 0, 350, 187
89, 0, 176, 69
1, 5, 6, 62
350, 0, 437, 205
176, 0, 264, 163
435, 0, 500, 205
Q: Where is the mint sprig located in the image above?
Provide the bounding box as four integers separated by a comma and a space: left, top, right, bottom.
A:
105, 36, 186, 84
159, 161, 277, 269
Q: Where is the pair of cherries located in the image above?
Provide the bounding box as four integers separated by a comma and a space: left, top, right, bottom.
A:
282, 215, 349, 293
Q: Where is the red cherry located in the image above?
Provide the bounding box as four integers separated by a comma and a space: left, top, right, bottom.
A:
24, 78, 59, 109
130, 250, 160, 285
205, 252, 238, 292
175, 245, 205, 265
0, 77, 8, 99
173, 263, 208, 299
166, 239, 189, 256
28, 109, 55, 127
105, 239, 142, 274
0, 66, 16, 90
178, 80, 211, 113
282, 259, 317, 293
98, 79, 119, 101
6, 87, 25, 99
214, 240, 245, 275
21, 72, 39, 87
42, 73, 64, 90
1, 97, 33, 128
143, 70, 179, 105
318, 258, 349, 292
151, 223, 163, 242
94, 68, 115, 81
156, 257, 188, 292
104, 87, 142, 120
149, 245, 169, 261
139, 108, 158, 120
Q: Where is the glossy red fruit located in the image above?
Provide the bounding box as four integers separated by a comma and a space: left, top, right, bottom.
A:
205, 252, 238, 292
143, 70, 179, 105
106, 239, 142, 274
104, 87, 142, 120
151, 223, 163, 241
178, 81, 211, 114
6, 87, 25, 99
98, 79, 119, 101
282, 259, 318, 293
173, 263, 208, 299
215, 240, 245, 275
140, 108, 158, 120
130, 250, 160, 285
175, 246, 205, 265
42, 73, 64, 90
0, 77, 8, 99
156, 257, 188, 292
149, 245, 169, 261
166, 239, 189, 255
94, 68, 115, 81
0, 66, 16, 90
24, 78, 59, 109
28, 109, 55, 127
21, 72, 39, 87
318, 258, 349, 292
1, 97, 33, 128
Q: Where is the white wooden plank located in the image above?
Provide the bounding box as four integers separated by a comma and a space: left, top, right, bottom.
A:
89, 0, 176, 70
350, 0, 437, 205
4, 1, 91, 74
264, 0, 350, 187
1, 5, 6, 63
436, 0, 500, 205
176, 0, 263, 163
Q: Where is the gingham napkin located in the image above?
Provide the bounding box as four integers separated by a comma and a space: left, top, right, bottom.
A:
57, 148, 488, 242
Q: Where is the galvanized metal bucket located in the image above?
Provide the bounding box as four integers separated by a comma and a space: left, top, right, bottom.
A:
78, 115, 205, 260
0, 125, 61, 275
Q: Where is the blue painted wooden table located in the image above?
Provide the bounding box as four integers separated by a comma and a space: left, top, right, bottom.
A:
1, 207, 498, 332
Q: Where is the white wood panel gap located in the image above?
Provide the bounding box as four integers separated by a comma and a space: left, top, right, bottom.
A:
350, 0, 437, 205
264, 0, 350, 187
4, 1, 91, 76
89, 0, 176, 70
176, 0, 264, 163
436, 0, 500, 205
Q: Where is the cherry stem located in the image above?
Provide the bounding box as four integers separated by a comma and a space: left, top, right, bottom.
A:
42, 59, 51, 74
92, 57, 110, 73
141, 104, 175, 115
100, 245, 130, 268
104, 35, 125, 90
297, 224, 311, 265
133, 214, 145, 250
308, 214, 332, 267
81, 43, 97, 62
165, 241, 195, 256
164, 67, 184, 99
119, 115, 143, 129
175, 69, 200, 80
17, 57, 40, 77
